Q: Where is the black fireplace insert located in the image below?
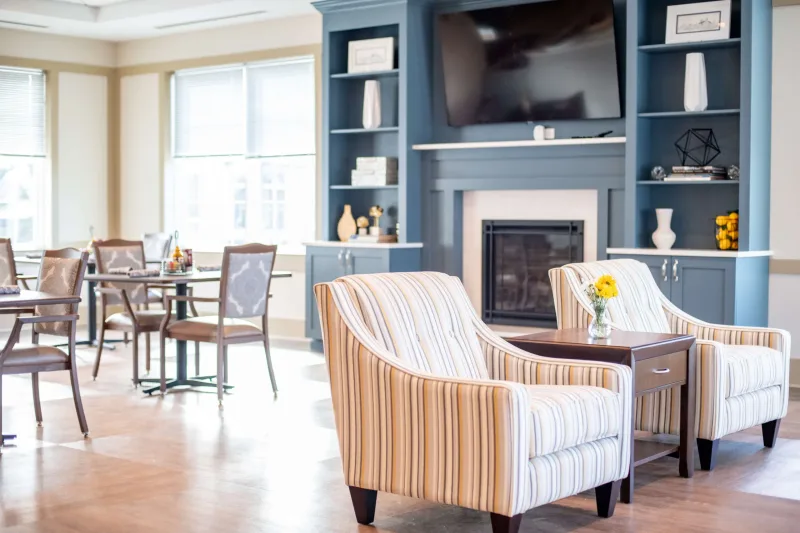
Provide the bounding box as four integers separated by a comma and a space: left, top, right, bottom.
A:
482, 220, 584, 328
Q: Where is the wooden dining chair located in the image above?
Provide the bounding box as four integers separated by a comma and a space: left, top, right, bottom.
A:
92, 239, 167, 385
0, 237, 37, 292
142, 232, 172, 263
159, 243, 278, 405
0, 248, 90, 443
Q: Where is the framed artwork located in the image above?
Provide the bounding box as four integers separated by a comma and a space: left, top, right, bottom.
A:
666, 1, 731, 44
347, 37, 394, 74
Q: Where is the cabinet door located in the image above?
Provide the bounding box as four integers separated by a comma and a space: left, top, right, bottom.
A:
609, 254, 671, 298
305, 248, 346, 339
670, 257, 735, 325
345, 249, 389, 275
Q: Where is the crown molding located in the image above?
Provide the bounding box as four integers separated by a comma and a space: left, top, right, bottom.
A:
313, 0, 431, 14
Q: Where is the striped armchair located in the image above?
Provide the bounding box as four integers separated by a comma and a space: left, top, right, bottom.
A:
314, 272, 632, 533
550, 259, 791, 471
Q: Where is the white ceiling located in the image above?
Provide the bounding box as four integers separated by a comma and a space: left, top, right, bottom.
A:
0, 0, 317, 41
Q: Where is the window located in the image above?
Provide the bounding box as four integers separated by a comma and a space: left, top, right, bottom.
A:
168, 57, 316, 253
0, 67, 47, 249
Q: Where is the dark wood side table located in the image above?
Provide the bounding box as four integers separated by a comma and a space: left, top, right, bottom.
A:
510, 329, 696, 504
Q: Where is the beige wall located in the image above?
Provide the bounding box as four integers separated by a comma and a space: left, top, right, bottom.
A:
0, 28, 116, 67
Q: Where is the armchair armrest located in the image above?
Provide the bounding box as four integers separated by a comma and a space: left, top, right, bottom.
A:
315, 282, 531, 517
165, 295, 221, 304
0, 314, 79, 364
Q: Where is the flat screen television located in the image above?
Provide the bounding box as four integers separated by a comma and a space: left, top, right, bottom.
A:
438, 0, 622, 127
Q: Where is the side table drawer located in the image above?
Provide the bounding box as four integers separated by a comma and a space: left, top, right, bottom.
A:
636, 351, 687, 393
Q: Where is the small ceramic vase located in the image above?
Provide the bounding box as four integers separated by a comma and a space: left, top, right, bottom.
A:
337, 205, 357, 242
652, 208, 677, 250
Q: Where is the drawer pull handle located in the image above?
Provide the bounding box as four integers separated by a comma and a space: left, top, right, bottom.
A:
652, 368, 671, 374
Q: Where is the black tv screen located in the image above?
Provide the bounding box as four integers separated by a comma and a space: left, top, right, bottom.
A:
438, 0, 622, 127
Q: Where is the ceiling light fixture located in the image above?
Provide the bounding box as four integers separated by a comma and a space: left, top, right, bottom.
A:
0, 19, 48, 29
155, 10, 267, 30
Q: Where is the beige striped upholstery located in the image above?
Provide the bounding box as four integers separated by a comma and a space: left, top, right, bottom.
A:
315, 272, 632, 518
550, 259, 791, 441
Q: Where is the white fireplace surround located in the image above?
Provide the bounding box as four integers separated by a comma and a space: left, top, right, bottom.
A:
462, 189, 599, 314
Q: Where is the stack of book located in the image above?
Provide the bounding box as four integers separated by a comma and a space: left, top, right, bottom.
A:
664, 166, 729, 182
351, 157, 398, 186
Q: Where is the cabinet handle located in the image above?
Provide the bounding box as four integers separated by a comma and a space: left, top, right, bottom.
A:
337, 249, 345, 272
345, 250, 353, 274
661, 259, 668, 282
673, 259, 679, 282
652, 368, 671, 374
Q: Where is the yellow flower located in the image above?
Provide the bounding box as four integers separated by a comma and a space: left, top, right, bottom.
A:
593, 275, 619, 299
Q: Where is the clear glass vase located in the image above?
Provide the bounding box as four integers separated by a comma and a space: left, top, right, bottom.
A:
588, 306, 612, 339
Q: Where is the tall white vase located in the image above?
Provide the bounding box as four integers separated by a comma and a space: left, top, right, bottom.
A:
684, 53, 708, 112
652, 208, 677, 250
362, 80, 382, 129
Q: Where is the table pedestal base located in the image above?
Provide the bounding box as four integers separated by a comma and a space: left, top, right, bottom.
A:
141, 377, 234, 395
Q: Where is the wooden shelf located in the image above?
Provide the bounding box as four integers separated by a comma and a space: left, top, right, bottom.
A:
638, 109, 740, 118
633, 440, 679, 467
330, 69, 399, 79
413, 137, 626, 151
638, 38, 742, 54
330, 127, 399, 135
330, 185, 399, 190
637, 180, 739, 186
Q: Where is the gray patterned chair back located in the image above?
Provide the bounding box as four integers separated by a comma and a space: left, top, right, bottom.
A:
143, 232, 172, 262
219, 244, 277, 319
94, 240, 149, 305
0, 238, 18, 286
35, 249, 88, 337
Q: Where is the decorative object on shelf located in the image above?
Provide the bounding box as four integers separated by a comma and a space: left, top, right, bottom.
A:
728, 164, 740, 180
665, 164, 726, 181
356, 216, 369, 236
652, 208, 677, 250
684, 53, 708, 112
351, 156, 398, 186
337, 204, 357, 242
651, 166, 668, 181
715, 211, 739, 250
348, 37, 394, 74
583, 274, 618, 339
362, 80, 382, 129
533, 125, 546, 141
666, 1, 731, 44
545, 127, 556, 140
368, 205, 384, 236
675, 128, 720, 166
396, 222, 400, 240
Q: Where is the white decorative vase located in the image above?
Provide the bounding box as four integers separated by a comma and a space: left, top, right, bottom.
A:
652, 208, 677, 250
684, 53, 708, 112
362, 80, 381, 129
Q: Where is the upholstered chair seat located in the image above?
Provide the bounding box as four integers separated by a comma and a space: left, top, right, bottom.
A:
2, 345, 70, 369
105, 309, 168, 330
165, 317, 263, 342
314, 272, 633, 533
550, 259, 790, 470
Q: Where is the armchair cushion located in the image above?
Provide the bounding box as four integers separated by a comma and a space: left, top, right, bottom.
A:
4, 344, 68, 367
336, 273, 490, 380
166, 316, 262, 341
724, 344, 786, 398
525, 385, 621, 458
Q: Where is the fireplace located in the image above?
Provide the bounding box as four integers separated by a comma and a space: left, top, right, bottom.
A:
482, 220, 584, 328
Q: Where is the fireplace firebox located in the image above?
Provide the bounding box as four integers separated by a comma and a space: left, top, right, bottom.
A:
482, 220, 584, 328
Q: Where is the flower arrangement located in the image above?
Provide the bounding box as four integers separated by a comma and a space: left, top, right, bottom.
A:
583, 274, 619, 339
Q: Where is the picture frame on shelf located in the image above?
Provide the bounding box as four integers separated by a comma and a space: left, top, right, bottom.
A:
348, 37, 394, 74
665, 1, 731, 44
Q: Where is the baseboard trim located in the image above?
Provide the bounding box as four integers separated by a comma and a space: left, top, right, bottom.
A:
791, 363, 800, 388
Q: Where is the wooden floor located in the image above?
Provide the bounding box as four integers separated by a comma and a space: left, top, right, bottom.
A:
1, 334, 799, 533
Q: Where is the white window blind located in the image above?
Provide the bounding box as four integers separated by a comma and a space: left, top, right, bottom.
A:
0, 67, 46, 157
247, 58, 316, 157
173, 66, 244, 157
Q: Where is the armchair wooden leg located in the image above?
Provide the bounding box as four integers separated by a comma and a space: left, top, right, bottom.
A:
132, 332, 139, 387
698, 438, 720, 471
124, 332, 129, 345
145, 333, 151, 374
490, 513, 522, 533
763, 419, 782, 448
0, 375, 4, 448
32, 373, 43, 427
223, 346, 229, 384
194, 342, 201, 375
262, 318, 278, 394
216, 342, 225, 407
159, 332, 167, 394
595, 480, 621, 518
348, 486, 377, 525
92, 326, 106, 380
69, 325, 89, 437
